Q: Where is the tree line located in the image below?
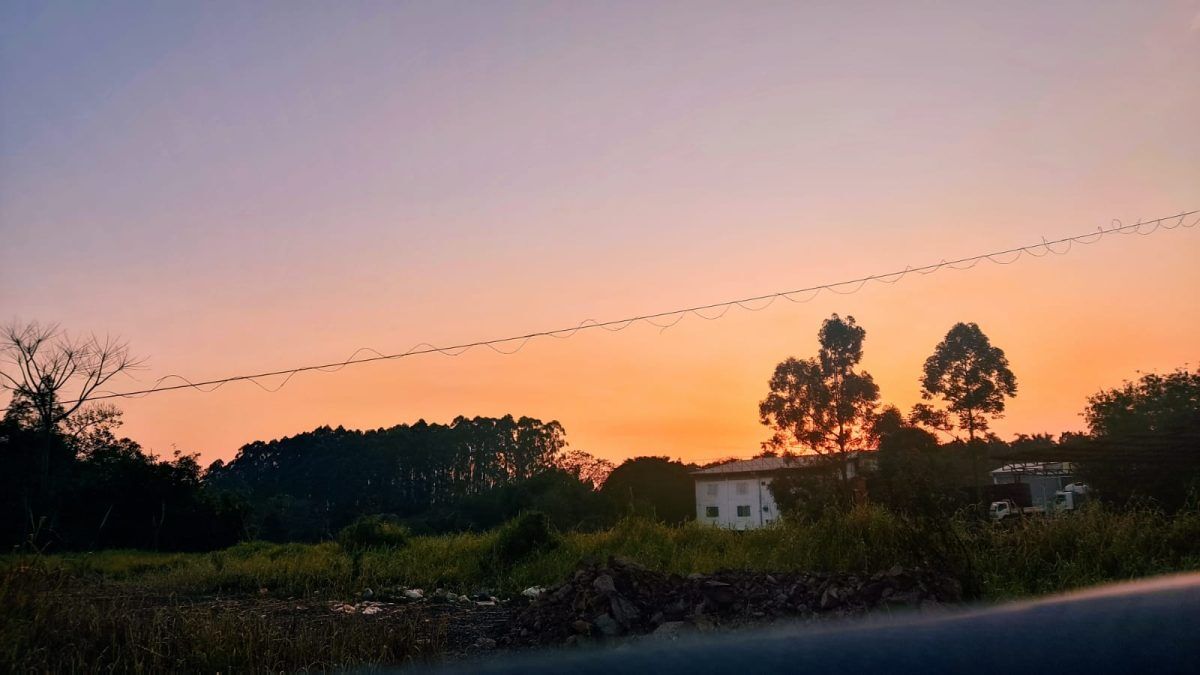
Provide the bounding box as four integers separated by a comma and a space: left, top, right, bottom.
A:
2, 318, 1197, 552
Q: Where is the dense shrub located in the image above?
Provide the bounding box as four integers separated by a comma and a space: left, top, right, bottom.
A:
336, 515, 410, 551
600, 457, 695, 524
494, 511, 559, 565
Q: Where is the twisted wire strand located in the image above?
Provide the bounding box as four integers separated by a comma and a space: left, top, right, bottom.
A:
15, 208, 1194, 407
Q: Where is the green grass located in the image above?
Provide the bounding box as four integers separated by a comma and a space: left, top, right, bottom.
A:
5, 504, 1200, 671
14, 503, 1200, 601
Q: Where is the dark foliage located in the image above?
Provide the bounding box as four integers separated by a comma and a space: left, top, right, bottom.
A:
1075, 368, 1200, 510
768, 470, 847, 520
759, 314, 880, 477
0, 412, 246, 553
600, 456, 696, 525
868, 415, 974, 517
407, 468, 613, 534
494, 510, 559, 565
207, 415, 568, 541
913, 322, 1016, 441
336, 515, 411, 551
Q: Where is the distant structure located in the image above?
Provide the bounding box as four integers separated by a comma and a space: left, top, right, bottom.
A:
691, 455, 870, 530
990, 461, 1075, 508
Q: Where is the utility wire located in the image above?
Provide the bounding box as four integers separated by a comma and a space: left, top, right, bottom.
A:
9, 209, 1200, 408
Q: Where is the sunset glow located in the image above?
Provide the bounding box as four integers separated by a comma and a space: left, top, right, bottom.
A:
2, 2, 1197, 466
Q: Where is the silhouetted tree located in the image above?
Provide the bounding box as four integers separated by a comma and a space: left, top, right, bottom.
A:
1075, 367, 1200, 509
410, 468, 614, 533
600, 456, 695, 524
912, 322, 1016, 441
759, 314, 880, 481
206, 415, 571, 540
1, 321, 141, 435
554, 448, 615, 489
1, 321, 142, 544
869, 407, 953, 515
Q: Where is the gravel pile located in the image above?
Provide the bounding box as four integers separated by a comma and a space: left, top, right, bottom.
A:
502, 556, 962, 646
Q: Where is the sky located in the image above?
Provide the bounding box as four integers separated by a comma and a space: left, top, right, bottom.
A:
1, 1, 1198, 466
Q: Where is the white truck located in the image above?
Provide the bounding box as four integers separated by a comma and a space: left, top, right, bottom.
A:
988, 499, 1042, 521
1049, 482, 1090, 513
990, 483, 1089, 522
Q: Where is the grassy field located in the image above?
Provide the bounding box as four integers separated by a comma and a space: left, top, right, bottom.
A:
5, 503, 1200, 671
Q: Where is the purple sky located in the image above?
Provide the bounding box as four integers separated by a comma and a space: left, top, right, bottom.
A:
2, 2, 1198, 463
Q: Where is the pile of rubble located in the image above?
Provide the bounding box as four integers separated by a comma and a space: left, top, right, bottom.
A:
328, 587, 506, 617
502, 556, 962, 646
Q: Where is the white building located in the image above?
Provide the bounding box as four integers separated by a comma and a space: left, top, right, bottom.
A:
990, 461, 1075, 509
692, 455, 869, 529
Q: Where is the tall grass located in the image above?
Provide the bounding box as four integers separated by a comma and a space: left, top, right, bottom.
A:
6, 504, 1200, 671
13, 503, 1200, 601
0, 563, 442, 672
972, 504, 1200, 598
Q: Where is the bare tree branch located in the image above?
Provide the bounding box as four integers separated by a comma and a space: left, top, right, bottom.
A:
1, 320, 143, 432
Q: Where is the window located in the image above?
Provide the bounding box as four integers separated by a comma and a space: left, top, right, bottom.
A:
706, 483, 719, 497
736, 482, 749, 495
705, 506, 719, 518
737, 505, 751, 517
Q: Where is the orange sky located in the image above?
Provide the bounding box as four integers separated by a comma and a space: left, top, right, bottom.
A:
2, 3, 1198, 466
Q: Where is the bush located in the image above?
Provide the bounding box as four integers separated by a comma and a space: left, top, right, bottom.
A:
336, 515, 410, 551
494, 511, 559, 565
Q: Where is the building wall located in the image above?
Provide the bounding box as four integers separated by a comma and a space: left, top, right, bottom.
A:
992, 473, 1071, 508
694, 476, 781, 530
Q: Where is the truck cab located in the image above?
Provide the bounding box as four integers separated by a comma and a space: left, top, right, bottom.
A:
989, 499, 1017, 521
1050, 482, 1090, 513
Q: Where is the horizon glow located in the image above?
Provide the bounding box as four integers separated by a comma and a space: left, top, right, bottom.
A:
2, 2, 1198, 465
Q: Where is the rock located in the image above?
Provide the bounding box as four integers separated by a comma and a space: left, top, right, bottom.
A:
593, 613, 622, 637
522, 586, 546, 599
403, 589, 424, 601
472, 637, 497, 650
885, 590, 921, 606
500, 560, 962, 647
361, 588, 374, 599
663, 598, 689, 618
610, 595, 641, 627
361, 604, 383, 616
861, 581, 886, 604
702, 581, 736, 606
652, 621, 691, 639
593, 574, 617, 595
820, 585, 842, 610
